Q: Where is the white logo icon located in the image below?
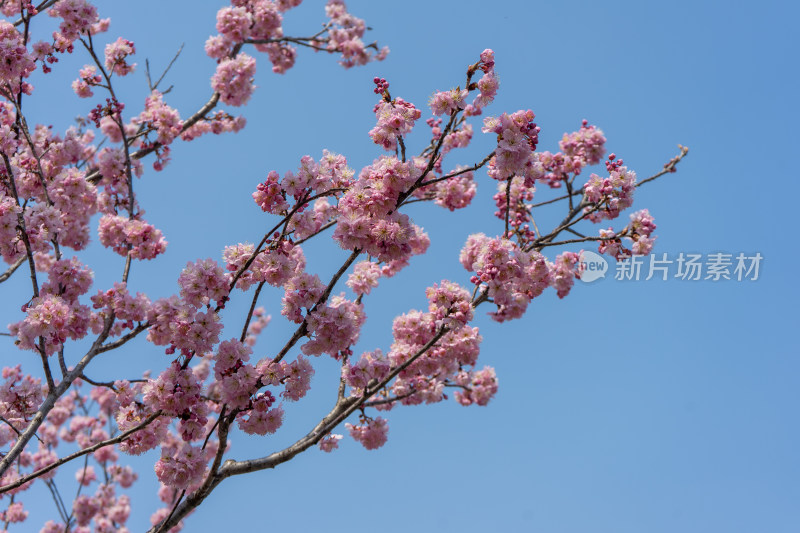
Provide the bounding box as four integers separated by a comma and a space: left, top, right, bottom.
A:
578, 251, 608, 283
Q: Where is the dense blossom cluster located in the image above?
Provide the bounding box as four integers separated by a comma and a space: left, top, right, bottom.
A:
344, 349, 391, 393
583, 154, 637, 222
559, 119, 607, 171
333, 155, 430, 265
0, 0, 678, 528
98, 214, 167, 260
0, 22, 36, 86
460, 234, 552, 320
9, 256, 96, 355
346, 260, 382, 295
493, 176, 534, 230
345, 417, 389, 450
417, 167, 477, 211
626, 208, 657, 256
483, 109, 541, 181
369, 97, 422, 151
323, 0, 389, 68
211, 53, 258, 106
453, 367, 498, 406
104, 38, 136, 76
302, 294, 364, 356
596, 208, 657, 259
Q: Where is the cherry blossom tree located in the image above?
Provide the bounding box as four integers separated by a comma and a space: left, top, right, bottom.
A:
0, 1, 687, 531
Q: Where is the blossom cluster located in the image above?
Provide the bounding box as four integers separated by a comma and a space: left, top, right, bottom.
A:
460, 234, 552, 320
333, 156, 429, 265
345, 417, 389, 450
9, 257, 97, 356
323, 0, 389, 68
369, 97, 422, 151
0, 6, 676, 529
583, 154, 637, 222
598, 208, 658, 258
483, 109, 541, 181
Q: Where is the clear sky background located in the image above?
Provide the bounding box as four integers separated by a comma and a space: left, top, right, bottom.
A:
3, 1, 798, 532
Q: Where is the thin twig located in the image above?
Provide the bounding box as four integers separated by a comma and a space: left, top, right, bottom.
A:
0, 256, 25, 283
0, 411, 162, 494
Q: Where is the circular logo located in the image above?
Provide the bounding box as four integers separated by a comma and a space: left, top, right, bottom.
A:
578, 251, 608, 283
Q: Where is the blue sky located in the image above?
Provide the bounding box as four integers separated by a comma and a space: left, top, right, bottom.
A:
4, 1, 798, 531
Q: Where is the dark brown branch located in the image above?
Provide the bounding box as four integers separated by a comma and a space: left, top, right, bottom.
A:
240, 282, 265, 343
410, 151, 494, 191
0, 411, 162, 494
0, 253, 25, 283
149, 325, 450, 532
95, 322, 150, 355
